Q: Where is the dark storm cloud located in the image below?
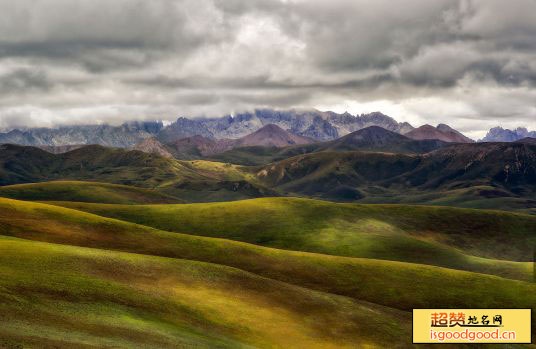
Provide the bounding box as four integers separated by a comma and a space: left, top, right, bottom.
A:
0, 68, 53, 94
0, 0, 535, 135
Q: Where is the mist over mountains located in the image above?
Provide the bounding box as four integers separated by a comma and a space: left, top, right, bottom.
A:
0, 108, 533, 148
0, 109, 412, 147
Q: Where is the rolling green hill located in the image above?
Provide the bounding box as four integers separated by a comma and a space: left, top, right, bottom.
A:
0, 198, 535, 347
0, 181, 182, 204
1, 236, 417, 349
46, 197, 535, 281
0, 198, 534, 310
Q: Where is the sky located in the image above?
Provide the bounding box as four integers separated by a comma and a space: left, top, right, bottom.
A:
0, 0, 535, 139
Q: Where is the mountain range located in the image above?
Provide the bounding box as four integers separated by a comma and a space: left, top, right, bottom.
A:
0, 121, 164, 147
480, 126, 536, 142
2, 134, 535, 209
0, 109, 416, 147
133, 125, 449, 164
2, 108, 535, 153
209, 126, 449, 165
136, 124, 315, 160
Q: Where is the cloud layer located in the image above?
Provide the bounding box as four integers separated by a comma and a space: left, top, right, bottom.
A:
0, 0, 535, 137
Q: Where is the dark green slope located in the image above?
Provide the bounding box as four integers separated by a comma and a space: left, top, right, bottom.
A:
0, 144, 273, 202
0, 181, 182, 204
251, 142, 536, 204
0, 144, 185, 187
399, 142, 536, 190
253, 151, 421, 199
2, 140, 536, 208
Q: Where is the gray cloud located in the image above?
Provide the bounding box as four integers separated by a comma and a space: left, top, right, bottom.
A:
0, 0, 535, 136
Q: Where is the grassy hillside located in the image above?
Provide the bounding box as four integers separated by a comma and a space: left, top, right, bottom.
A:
0, 236, 424, 349
2, 143, 535, 209
252, 151, 420, 199
50, 198, 536, 281
247, 143, 536, 205
1, 198, 535, 347
0, 145, 274, 202
0, 181, 182, 204
1, 198, 534, 313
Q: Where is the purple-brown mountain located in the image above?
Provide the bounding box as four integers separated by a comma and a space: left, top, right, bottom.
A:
210, 126, 450, 166
233, 124, 314, 147
405, 124, 474, 143
136, 124, 315, 159
133, 138, 174, 158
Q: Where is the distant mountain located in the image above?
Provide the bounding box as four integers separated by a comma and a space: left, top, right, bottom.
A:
156, 118, 213, 143
0, 121, 164, 148
0, 109, 414, 147
154, 124, 315, 160
480, 127, 536, 142
234, 124, 314, 147
405, 124, 474, 143
324, 126, 441, 151
133, 137, 173, 158
212, 126, 448, 166
165, 135, 235, 159
156, 109, 414, 143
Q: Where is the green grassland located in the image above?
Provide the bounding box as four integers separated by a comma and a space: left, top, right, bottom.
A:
1, 197, 535, 347
0, 181, 182, 204
0, 236, 421, 349
0, 197, 534, 309
49, 197, 535, 281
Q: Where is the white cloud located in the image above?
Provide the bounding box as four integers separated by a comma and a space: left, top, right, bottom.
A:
0, 0, 534, 135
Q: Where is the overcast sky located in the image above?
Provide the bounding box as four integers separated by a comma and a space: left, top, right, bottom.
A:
0, 0, 535, 138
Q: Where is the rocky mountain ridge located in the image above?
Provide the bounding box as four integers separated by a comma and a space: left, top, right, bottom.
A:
2, 108, 529, 148
0, 110, 413, 147
0, 121, 164, 148
480, 127, 536, 142
137, 124, 315, 159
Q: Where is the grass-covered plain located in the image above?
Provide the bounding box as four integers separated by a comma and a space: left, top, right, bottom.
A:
50, 197, 536, 281
0, 181, 182, 204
